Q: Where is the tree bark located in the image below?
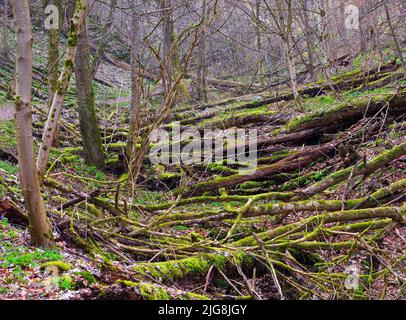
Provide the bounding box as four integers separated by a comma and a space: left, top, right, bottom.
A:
74, 5, 106, 169
90, 0, 117, 79
384, 3, 406, 78
2, 0, 9, 58
282, 35, 300, 101
46, 0, 64, 148
303, 141, 406, 197
196, 0, 208, 102
273, 0, 300, 101
161, 0, 174, 86
127, 8, 142, 164
13, 0, 53, 247
176, 143, 335, 197
301, 0, 316, 81
255, 0, 265, 86
37, 0, 87, 181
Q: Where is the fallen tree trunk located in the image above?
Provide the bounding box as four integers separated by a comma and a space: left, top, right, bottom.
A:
154, 178, 405, 227
233, 205, 406, 247
286, 89, 406, 133
302, 141, 406, 196
174, 62, 403, 126
176, 143, 335, 197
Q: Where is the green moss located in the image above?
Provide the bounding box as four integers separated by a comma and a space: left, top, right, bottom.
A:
352, 53, 365, 68
67, 27, 78, 47
182, 292, 210, 300
159, 172, 181, 181
74, 271, 96, 284
116, 280, 170, 300
238, 181, 266, 190
302, 95, 337, 112
199, 105, 274, 128
233, 251, 254, 265
0, 161, 18, 174
1, 247, 63, 269
286, 87, 396, 132
56, 275, 74, 290
0, 287, 8, 294
40, 261, 73, 272
136, 282, 170, 300
116, 279, 137, 287
64, 59, 74, 70
280, 168, 330, 191
331, 68, 362, 81
134, 254, 229, 281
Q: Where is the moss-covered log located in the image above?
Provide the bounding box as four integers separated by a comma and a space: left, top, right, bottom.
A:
175, 143, 335, 197
286, 89, 406, 133
133, 252, 252, 282
233, 205, 406, 246
245, 178, 405, 218
153, 179, 405, 227
303, 142, 406, 196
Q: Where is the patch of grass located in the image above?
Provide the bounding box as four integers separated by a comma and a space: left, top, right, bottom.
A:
55, 275, 74, 290
1, 246, 64, 269
0, 287, 9, 294
330, 69, 362, 81
0, 219, 18, 240
286, 86, 395, 131
0, 161, 18, 174
94, 83, 131, 102
70, 158, 107, 181
0, 121, 16, 149
302, 95, 337, 112
131, 189, 166, 206
352, 53, 365, 69
343, 86, 393, 99
73, 271, 96, 285
173, 225, 190, 231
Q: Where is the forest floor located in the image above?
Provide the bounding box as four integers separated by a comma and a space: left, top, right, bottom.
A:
0, 36, 405, 299
0, 104, 14, 121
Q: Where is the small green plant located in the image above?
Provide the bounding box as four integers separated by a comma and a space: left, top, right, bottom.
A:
0, 218, 9, 227
173, 225, 190, 231
1, 247, 64, 269
73, 271, 96, 285
0, 161, 18, 174
352, 53, 364, 68
56, 275, 74, 290
0, 121, 17, 149
0, 287, 8, 294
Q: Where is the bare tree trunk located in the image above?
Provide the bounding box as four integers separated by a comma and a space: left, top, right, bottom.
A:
255, 0, 265, 86
301, 0, 316, 81
47, 0, 64, 148
90, 0, 117, 78
4, 0, 14, 99
271, 0, 300, 102
319, 0, 331, 75
282, 35, 299, 101
197, 0, 208, 102
127, 9, 141, 160
6, 63, 16, 99
161, 0, 174, 86
2, 0, 9, 58
74, 7, 106, 169
401, 0, 406, 44
384, 3, 406, 78
37, 0, 87, 181
13, 0, 53, 247
359, 3, 367, 53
